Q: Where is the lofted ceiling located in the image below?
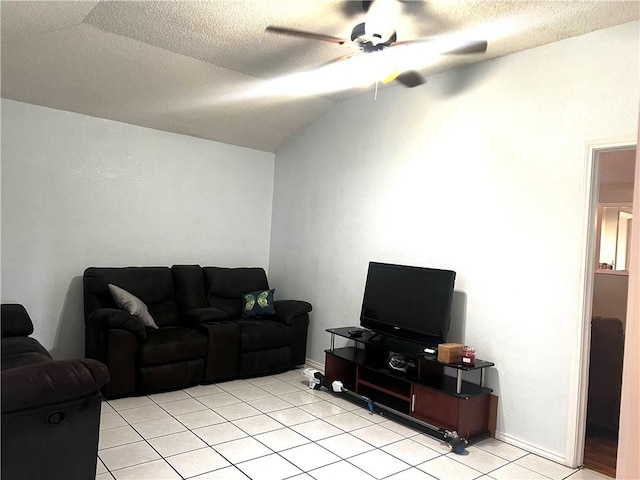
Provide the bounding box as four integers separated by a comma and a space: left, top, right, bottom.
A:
1, 1, 639, 152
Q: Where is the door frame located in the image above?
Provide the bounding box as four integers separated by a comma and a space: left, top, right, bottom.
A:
566, 138, 636, 467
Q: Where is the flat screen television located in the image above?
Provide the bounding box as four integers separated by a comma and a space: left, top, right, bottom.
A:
360, 262, 456, 347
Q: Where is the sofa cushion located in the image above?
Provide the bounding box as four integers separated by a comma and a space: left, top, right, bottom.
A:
172, 265, 207, 310
138, 327, 208, 366
203, 267, 269, 319
242, 289, 276, 318
108, 284, 159, 329
146, 302, 182, 328
84, 267, 176, 322
181, 307, 229, 325
237, 319, 292, 352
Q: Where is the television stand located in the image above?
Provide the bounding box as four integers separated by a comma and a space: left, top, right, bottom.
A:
324, 327, 495, 443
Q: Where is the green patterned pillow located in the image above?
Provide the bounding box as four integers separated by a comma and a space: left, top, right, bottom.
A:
242, 289, 276, 318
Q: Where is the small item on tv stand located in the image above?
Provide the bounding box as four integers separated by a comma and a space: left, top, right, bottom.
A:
462, 346, 476, 366
348, 329, 363, 337
387, 354, 416, 373
437, 342, 464, 363
423, 346, 437, 355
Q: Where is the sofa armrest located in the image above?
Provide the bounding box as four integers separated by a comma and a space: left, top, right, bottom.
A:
180, 307, 229, 325
274, 300, 312, 326
86, 308, 147, 340
1, 359, 109, 414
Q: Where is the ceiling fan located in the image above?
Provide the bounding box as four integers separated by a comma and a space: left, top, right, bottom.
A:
265, 0, 488, 88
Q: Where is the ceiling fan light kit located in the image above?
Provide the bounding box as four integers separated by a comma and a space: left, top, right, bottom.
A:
264, 0, 487, 91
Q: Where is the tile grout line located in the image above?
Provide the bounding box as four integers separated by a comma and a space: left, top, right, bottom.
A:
123, 381, 324, 478
99, 370, 586, 480
104, 386, 391, 478
102, 381, 452, 479
102, 401, 188, 479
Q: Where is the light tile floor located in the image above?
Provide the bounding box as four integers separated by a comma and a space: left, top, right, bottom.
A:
96, 367, 612, 480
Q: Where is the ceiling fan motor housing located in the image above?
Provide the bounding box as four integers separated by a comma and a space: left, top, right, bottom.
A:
364, 0, 401, 45
351, 22, 397, 51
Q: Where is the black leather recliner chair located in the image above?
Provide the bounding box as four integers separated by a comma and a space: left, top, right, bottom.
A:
1, 304, 109, 480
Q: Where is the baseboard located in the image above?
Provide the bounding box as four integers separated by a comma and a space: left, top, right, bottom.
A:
305, 358, 324, 371
303, 356, 569, 466
304, 358, 571, 467
495, 431, 568, 466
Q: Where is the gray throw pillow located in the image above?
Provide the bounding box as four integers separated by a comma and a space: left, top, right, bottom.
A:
108, 284, 159, 329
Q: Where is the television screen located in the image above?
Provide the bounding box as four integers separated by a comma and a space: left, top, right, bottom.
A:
360, 262, 456, 346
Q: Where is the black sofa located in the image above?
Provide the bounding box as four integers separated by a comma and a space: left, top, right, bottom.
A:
1, 304, 109, 480
83, 265, 312, 399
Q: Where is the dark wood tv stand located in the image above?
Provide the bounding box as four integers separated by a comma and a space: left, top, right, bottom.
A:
324, 327, 495, 442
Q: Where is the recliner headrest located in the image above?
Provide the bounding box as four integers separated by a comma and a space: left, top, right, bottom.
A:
1, 304, 35, 338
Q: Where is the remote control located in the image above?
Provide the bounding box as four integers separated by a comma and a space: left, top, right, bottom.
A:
348, 329, 363, 337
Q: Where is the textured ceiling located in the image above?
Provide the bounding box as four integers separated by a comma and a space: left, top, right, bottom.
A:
2, 1, 639, 152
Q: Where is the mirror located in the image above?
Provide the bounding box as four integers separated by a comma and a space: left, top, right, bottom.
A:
598, 205, 633, 271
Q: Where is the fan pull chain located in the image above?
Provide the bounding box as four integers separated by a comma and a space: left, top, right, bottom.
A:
374, 80, 378, 101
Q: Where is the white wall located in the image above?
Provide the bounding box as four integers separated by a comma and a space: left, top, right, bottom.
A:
1, 99, 275, 359
269, 22, 639, 462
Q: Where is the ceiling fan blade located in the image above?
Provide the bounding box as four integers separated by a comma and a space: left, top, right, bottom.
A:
393, 38, 488, 55
392, 38, 436, 47
443, 40, 488, 55
319, 52, 359, 68
382, 70, 401, 84
265, 26, 348, 45
395, 71, 425, 88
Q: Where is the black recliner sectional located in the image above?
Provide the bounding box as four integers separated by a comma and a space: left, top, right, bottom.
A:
83, 265, 312, 399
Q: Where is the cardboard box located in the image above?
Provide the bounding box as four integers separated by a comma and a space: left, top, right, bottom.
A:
437, 343, 464, 363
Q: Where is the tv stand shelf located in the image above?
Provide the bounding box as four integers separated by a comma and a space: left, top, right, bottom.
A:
325, 327, 495, 441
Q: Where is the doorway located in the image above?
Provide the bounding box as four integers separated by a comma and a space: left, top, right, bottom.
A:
583, 146, 635, 477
